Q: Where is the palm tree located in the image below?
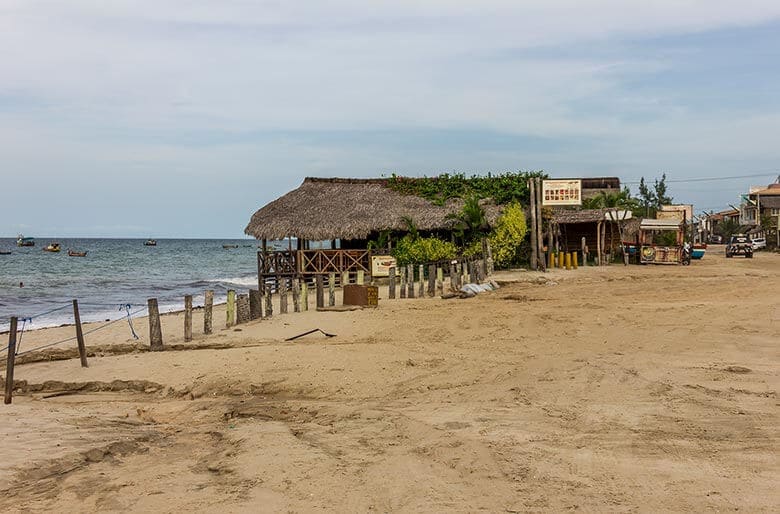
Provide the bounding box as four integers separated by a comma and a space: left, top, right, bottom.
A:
447, 195, 489, 246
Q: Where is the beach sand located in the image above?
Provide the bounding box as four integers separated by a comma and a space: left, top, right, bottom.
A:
1, 248, 778, 512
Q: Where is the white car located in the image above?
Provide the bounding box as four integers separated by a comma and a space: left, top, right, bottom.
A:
752, 237, 766, 250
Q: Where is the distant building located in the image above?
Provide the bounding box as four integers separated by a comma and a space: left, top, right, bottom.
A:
740, 180, 780, 238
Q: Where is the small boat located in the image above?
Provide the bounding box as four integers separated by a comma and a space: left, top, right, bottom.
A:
691, 243, 707, 260
223, 244, 239, 249
68, 249, 88, 257
17, 234, 35, 247
43, 242, 61, 253
0, 250, 11, 255
144, 239, 157, 246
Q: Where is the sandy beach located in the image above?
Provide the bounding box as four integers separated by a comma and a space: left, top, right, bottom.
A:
1, 249, 778, 512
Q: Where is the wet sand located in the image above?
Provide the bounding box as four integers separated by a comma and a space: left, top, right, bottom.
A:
1, 248, 778, 512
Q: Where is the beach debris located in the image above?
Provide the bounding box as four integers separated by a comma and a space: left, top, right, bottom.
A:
285, 328, 337, 341
442, 281, 501, 299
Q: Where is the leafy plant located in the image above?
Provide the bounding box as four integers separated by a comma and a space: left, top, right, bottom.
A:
446, 195, 489, 246
487, 202, 528, 268
392, 235, 458, 266
386, 171, 547, 205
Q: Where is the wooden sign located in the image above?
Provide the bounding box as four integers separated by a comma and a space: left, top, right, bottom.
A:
542, 179, 582, 206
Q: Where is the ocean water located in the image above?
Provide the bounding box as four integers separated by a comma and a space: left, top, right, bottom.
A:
0, 238, 279, 332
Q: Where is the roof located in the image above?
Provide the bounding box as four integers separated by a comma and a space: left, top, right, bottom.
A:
759, 196, 780, 209
244, 177, 502, 240
552, 208, 632, 224
640, 218, 682, 230
750, 184, 780, 196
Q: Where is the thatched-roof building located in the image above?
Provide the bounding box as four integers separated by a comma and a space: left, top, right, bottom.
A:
244, 177, 501, 242
550, 208, 633, 265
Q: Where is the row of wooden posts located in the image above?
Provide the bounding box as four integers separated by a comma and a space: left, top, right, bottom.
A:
3, 258, 489, 405
548, 251, 580, 270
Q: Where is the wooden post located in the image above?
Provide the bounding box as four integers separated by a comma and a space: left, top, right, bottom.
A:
581, 237, 588, 267
558, 252, 564, 269
418, 264, 425, 297
236, 294, 250, 324
279, 279, 288, 314
462, 261, 468, 286
436, 266, 444, 295
4, 317, 17, 404
357, 270, 365, 285
485, 240, 494, 276
328, 272, 336, 306
535, 177, 544, 269
407, 264, 415, 298
427, 264, 436, 297
548, 223, 554, 269
72, 300, 88, 367
184, 295, 193, 342
147, 298, 163, 351
316, 275, 324, 309
450, 262, 458, 291
249, 289, 262, 319
596, 221, 603, 266
204, 290, 214, 333
565, 252, 571, 270
341, 271, 350, 287
301, 280, 309, 311
469, 261, 476, 284
529, 179, 538, 270
573, 252, 579, 269
226, 289, 236, 327
292, 279, 300, 312
265, 288, 273, 317
389, 266, 396, 299
400, 266, 407, 299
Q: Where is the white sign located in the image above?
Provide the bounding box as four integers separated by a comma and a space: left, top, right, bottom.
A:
371, 255, 397, 277
542, 179, 582, 206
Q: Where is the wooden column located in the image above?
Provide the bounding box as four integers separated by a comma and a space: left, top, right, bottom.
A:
204, 290, 214, 333
316, 275, 324, 309
389, 266, 396, 299
529, 179, 538, 270
72, 300, 88, 367
328, 272, 336, 306
249, 289, 262, 319
184, 295, 193, 342
535, 177, 544, 269
4, 317, 17, 404
279, 280, 288, 314
147, 298, 163, 351
292, 279, 300, 312
548, 223, 555, 269
264, 288, 273, 317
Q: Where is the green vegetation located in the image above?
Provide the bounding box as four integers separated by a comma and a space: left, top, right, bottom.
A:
637, 174, 673, 218
488, 203, 528, 268
392, 234, 458, 266
386, 171, 547, 205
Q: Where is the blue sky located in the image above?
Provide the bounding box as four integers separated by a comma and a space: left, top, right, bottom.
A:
1, 1, 779, 237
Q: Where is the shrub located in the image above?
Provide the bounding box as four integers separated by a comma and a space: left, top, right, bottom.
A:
393, 235, 458, 266
489, 203, 528, 268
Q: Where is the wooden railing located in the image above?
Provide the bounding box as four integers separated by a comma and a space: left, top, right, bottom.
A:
298, 249, 371, 275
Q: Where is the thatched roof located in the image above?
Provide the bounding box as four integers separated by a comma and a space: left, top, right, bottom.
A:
244, 177, 502, 241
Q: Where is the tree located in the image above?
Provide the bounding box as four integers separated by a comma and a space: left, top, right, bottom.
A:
638, 177, 655, 217
447, 195, 489, 246
654, 173, 673, 206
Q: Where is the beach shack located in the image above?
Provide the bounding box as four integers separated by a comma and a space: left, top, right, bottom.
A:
244, 177, 501, 289
638, 218, 686, 265
551, 208, 632, 265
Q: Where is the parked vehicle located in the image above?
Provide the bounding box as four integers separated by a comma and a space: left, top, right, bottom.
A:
725, 235, 753, 258
751, 237, 767, 250
708, 234, 723, 244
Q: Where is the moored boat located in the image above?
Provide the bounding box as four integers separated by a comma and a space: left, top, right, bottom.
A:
43, 242, 61, 252
144, 239, 157, 246
68, 249, 88, 257
223, 244, 239, 249
0, 250, 11, 255
17, 234, 35, 247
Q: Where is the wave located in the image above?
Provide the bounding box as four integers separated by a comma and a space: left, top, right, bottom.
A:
205, 275, 259, 288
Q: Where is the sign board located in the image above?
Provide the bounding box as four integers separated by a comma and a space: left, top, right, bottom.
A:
542, 179, 582, 206
658, 204, 693, 222
371, 255, 397, 277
